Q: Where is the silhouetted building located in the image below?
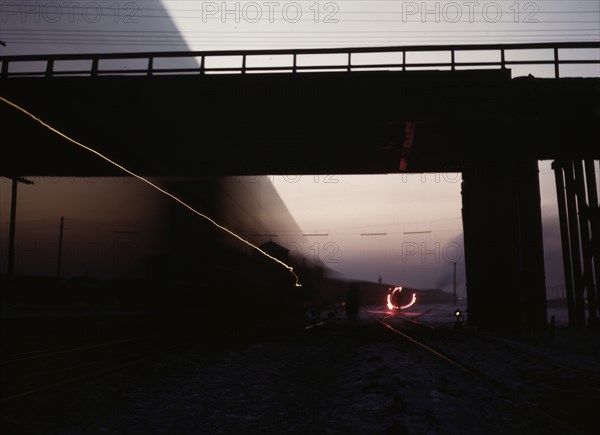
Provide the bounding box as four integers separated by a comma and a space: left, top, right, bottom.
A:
346, 283, 359, 320
254, 239, 290, 261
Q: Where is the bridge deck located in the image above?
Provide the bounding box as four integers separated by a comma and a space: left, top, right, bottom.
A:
1, 42, 598, 176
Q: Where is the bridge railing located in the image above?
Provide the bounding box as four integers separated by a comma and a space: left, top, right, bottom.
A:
1, 41, 598, 79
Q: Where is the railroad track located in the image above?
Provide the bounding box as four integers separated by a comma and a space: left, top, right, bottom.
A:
1, 335, 186, 403
371, 309, 597, 435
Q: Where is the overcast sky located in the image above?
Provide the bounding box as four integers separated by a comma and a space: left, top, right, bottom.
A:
1, 1, 598, 53
1, 1, 598, 294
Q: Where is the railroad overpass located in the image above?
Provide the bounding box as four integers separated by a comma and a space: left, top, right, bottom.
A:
1, 42, 599, 329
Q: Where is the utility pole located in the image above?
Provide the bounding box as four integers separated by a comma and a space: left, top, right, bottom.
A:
57, 216, 64, 282
453, 261, 457, 306
5, 176, 34, 309
8, 179, 18, 281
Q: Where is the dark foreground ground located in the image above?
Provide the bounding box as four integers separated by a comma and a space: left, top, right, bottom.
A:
3, 308, 599, 435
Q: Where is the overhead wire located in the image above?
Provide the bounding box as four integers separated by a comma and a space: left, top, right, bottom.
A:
2, 2, 597, 48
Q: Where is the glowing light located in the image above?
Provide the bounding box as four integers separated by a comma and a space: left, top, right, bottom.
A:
386, 294, 395, 310
0, 95, 301, 287
400, 293, 417, 310
386, 286, 417, 311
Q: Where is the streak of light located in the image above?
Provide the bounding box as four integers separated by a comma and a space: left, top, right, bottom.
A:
386, 293, 395, 310
0, 95, 301, 288
400, 293, 417, 310
386, 286, 417, 311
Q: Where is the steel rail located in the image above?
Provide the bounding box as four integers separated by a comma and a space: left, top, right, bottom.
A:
375, 312, 585, 435
1, 338, 189, 403
1, 336, 153, 365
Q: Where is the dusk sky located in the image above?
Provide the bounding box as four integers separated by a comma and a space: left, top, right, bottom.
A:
1, 1, 598, 296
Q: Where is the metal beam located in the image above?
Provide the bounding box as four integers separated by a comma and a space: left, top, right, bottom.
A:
553, 160, 576, 325
584, 160, 600, 322
574, 161, 598, 323
564, 161, 586, 326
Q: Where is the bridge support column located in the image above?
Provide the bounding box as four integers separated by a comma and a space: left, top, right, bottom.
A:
552, 160, 600, 326
461, 160, 547, 330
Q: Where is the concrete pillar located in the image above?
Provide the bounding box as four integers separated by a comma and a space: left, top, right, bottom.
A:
462, 160, 547, 330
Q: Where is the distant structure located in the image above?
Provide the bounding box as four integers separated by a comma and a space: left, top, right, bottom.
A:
255, 239, 290, 262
